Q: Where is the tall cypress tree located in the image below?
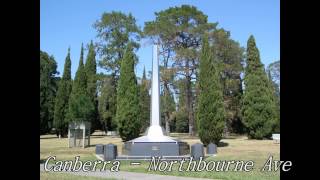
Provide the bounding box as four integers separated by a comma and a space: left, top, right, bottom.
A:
67, 44, 94, 123
72, 44, 87, 93
85, 41, 100, 132
197, 34, 225, 145
139, 67, 150, 133
241, 35, 278, 139
53, 48, 72, 137
116, 44, 140, 141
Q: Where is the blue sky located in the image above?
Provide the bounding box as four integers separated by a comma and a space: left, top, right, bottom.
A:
40, 0, 279, 78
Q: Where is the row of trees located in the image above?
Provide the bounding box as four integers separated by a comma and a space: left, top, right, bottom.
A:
48, 42, 98, 137
40, 5, 280, 145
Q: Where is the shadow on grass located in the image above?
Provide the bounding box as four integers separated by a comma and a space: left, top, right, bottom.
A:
218, 141, 229, 147
40, 136, 58, 139
40, 159, 46, 164
88, 144, 98, 148
222, 136, 237, 139
90, 136, 105, 139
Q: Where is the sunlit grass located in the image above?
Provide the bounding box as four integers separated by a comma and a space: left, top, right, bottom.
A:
41, 131, 280, 180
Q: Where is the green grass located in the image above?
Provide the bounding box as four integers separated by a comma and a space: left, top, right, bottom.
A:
41, 132, 280, 180
40, 171, 117, 180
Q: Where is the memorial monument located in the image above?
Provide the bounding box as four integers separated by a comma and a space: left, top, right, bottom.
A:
117, 45, 190, 160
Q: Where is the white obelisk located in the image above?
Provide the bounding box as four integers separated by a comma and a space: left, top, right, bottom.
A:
147, 44, 164, 137
131, 44, 175, 142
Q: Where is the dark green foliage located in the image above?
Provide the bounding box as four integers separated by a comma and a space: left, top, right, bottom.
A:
53, 48, 72, 137
116, 45, 140, 141
241, 36, 278, 139
139, 67, 150, 133
94, 11, 142, 77
67, 94, 94, 122
71, 44, 87, 94
267, 60, 280, 133
197, 34, 225, 145
85, 41, 100, 132
175, 111, 189, 133
174, 79, 189, 133
85, 41, 97, 103
98, 74, 117, 132
160, 88, 176, 133
210, 29, 245, 134
267, 60, 280, 94
67, 45, 94, 123
40, 50, 58, 134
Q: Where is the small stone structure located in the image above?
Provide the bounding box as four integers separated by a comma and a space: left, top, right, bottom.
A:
207, 143, 217, 155
191, 143, 204, 160
104, 144, 118, 160
68, 122, 91, 148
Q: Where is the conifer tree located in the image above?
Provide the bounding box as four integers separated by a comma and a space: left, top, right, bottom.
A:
241, 35, 278, 139
67, 44, 94, 123
197, 34, 225, 145
40, 50, 58, 134
116, 44, 140, 141
72, 44, 87, 93
53, 48, 72, 137
139, 67, 150, 133
85, 41, 100, 131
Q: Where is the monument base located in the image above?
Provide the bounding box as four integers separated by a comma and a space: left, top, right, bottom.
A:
117, 126, 190, 159
122, 141, 189, 156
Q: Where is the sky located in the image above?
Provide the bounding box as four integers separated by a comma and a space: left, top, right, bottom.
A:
40, 0, 279, 78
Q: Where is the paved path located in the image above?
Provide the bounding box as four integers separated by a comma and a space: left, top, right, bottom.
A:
40, 164, 214, 180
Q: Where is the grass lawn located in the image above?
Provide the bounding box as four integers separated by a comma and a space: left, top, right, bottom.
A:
40, 131, 280, 180
40, 171, 117, 180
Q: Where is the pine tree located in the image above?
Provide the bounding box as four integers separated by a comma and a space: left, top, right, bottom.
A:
72, 44, 87, 93
85, 41, 100, 132
94, 12, 142, 77
67, 44, 94, 123
197, 34, 225, 145
116, 44, 140, 141
139, 67, 150, 133
98, 74, 117, 132
211, 29, 245, 134
40, 50, 58, 134
53, 48, 72, 137
241, 35, 278, 139
144, 5, 216, 136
